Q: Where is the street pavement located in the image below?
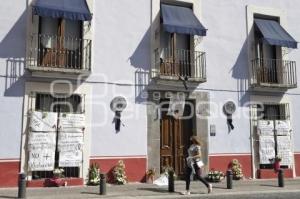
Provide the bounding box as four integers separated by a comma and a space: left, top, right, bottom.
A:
0, 178, 299, 199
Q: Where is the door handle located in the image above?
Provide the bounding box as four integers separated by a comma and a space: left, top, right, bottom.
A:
163, 145, 170, 149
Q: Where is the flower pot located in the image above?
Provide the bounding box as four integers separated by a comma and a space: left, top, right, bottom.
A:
274, 161, 281, 172
48, 177, 64, 187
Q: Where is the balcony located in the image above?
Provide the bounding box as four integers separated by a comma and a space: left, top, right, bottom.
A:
251, 58, 297, 89
152, 48, 206, 82
26, 34, 91, 75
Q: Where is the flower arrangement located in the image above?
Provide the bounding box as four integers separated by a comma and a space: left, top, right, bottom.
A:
88, 163, 100, 185
206, 170, 225, 182
113, 160, 128, 185
270, 155, 282, 172
230, 159, 243, 180
161, 166, 177, 179
146, 168, 156, 183
275, 155, 282, 162
46, 168, 65, 187
53, 168, 64, 178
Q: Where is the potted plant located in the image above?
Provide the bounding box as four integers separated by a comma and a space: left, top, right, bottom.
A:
146, 168, 156, 183
230, 159, 244, 180
47, 168, 65, 187
88, 163, 100, 185
271, 155, 282, 172
113, 160, 128, 185
161, 166, 177, 180
206, 169, 225, 182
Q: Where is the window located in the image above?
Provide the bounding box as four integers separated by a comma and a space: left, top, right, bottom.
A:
257, 103, 291, 169
253, 16, 282, 84
154, 3, 207, 80
257, 104, 289, 121
38, 17, 83, 69
32, 93, 83, 179
250, 12, 297, 87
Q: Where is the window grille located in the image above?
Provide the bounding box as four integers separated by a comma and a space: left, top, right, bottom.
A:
256, 103, 290, 169
31, 93, 83, 180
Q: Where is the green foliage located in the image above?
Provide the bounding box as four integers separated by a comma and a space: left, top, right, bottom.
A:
161, 166, 177, 179
88, 163, 100, 185
206, 170, 224, 182
230, 159, 244, 180
113, 160, 128, 185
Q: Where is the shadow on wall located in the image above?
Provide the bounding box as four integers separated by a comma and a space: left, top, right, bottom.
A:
230, 39, 250, 107
129, 28, 152, 104
0, 8, 28, 97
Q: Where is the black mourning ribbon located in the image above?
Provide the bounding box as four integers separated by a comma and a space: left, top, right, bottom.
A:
227, 114, 234, 130
179, 75, 188, 90
114, 111, 121, 132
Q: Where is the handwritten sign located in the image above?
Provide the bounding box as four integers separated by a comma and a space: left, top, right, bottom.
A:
275, 120, 291, 136
257, 120, 274, 136
59, 113, 85, 131
28, 132, 56, 151
259, 136, 275, 164
58, 132, 84, 151
28, 150, 55, 171
59, 151, 82, 167
277, 136, 293, 166
30, 111, 57, 132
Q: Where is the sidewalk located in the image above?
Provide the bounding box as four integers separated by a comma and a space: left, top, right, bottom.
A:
0, 179, 300, 199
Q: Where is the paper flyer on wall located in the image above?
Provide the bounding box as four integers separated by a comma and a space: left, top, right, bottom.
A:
28, 149, 55, 171
59, 151, 82, 167
277, 136, 293, 166
59, 113, 85, 131
259, 136, 275, 164
28, 132, 56, 151
30, 111, 57, 132
275, 120, 291, 136
57, 132, 84, 151
257, 120, 274, 136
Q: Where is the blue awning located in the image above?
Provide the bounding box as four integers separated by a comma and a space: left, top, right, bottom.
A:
161, 4, 207, 36
254, 19, 297, 49
33, 0, 92, 21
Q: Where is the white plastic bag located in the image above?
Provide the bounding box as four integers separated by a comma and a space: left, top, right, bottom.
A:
196, 160, 204, 168
153, 174, 168, 186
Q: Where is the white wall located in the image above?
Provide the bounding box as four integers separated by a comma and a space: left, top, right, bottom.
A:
0, 0, 27, 159
88, 0, 151, 156
90, 84, 148, 156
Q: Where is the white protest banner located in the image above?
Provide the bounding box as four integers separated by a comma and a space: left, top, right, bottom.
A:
275, 120, 291, 136
59, 151, 82, 167
277, 136, 293, 166
30, 111, 57, 132
59, 113, 85, 131
28, 132, 56, 151
58, 132, 84, 151
259, 136, 275, 164
257, 120, 274, 136
28, 150, 55, 171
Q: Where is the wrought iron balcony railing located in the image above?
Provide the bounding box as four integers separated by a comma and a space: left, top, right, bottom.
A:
251, 58, 297, 88
153, 48, 206, 82
26, 34, 91, 73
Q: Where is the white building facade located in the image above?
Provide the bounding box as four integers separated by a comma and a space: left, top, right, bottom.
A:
0, 0, 299, 187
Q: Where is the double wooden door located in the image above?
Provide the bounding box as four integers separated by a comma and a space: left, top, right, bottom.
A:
160, 104, 193, 177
